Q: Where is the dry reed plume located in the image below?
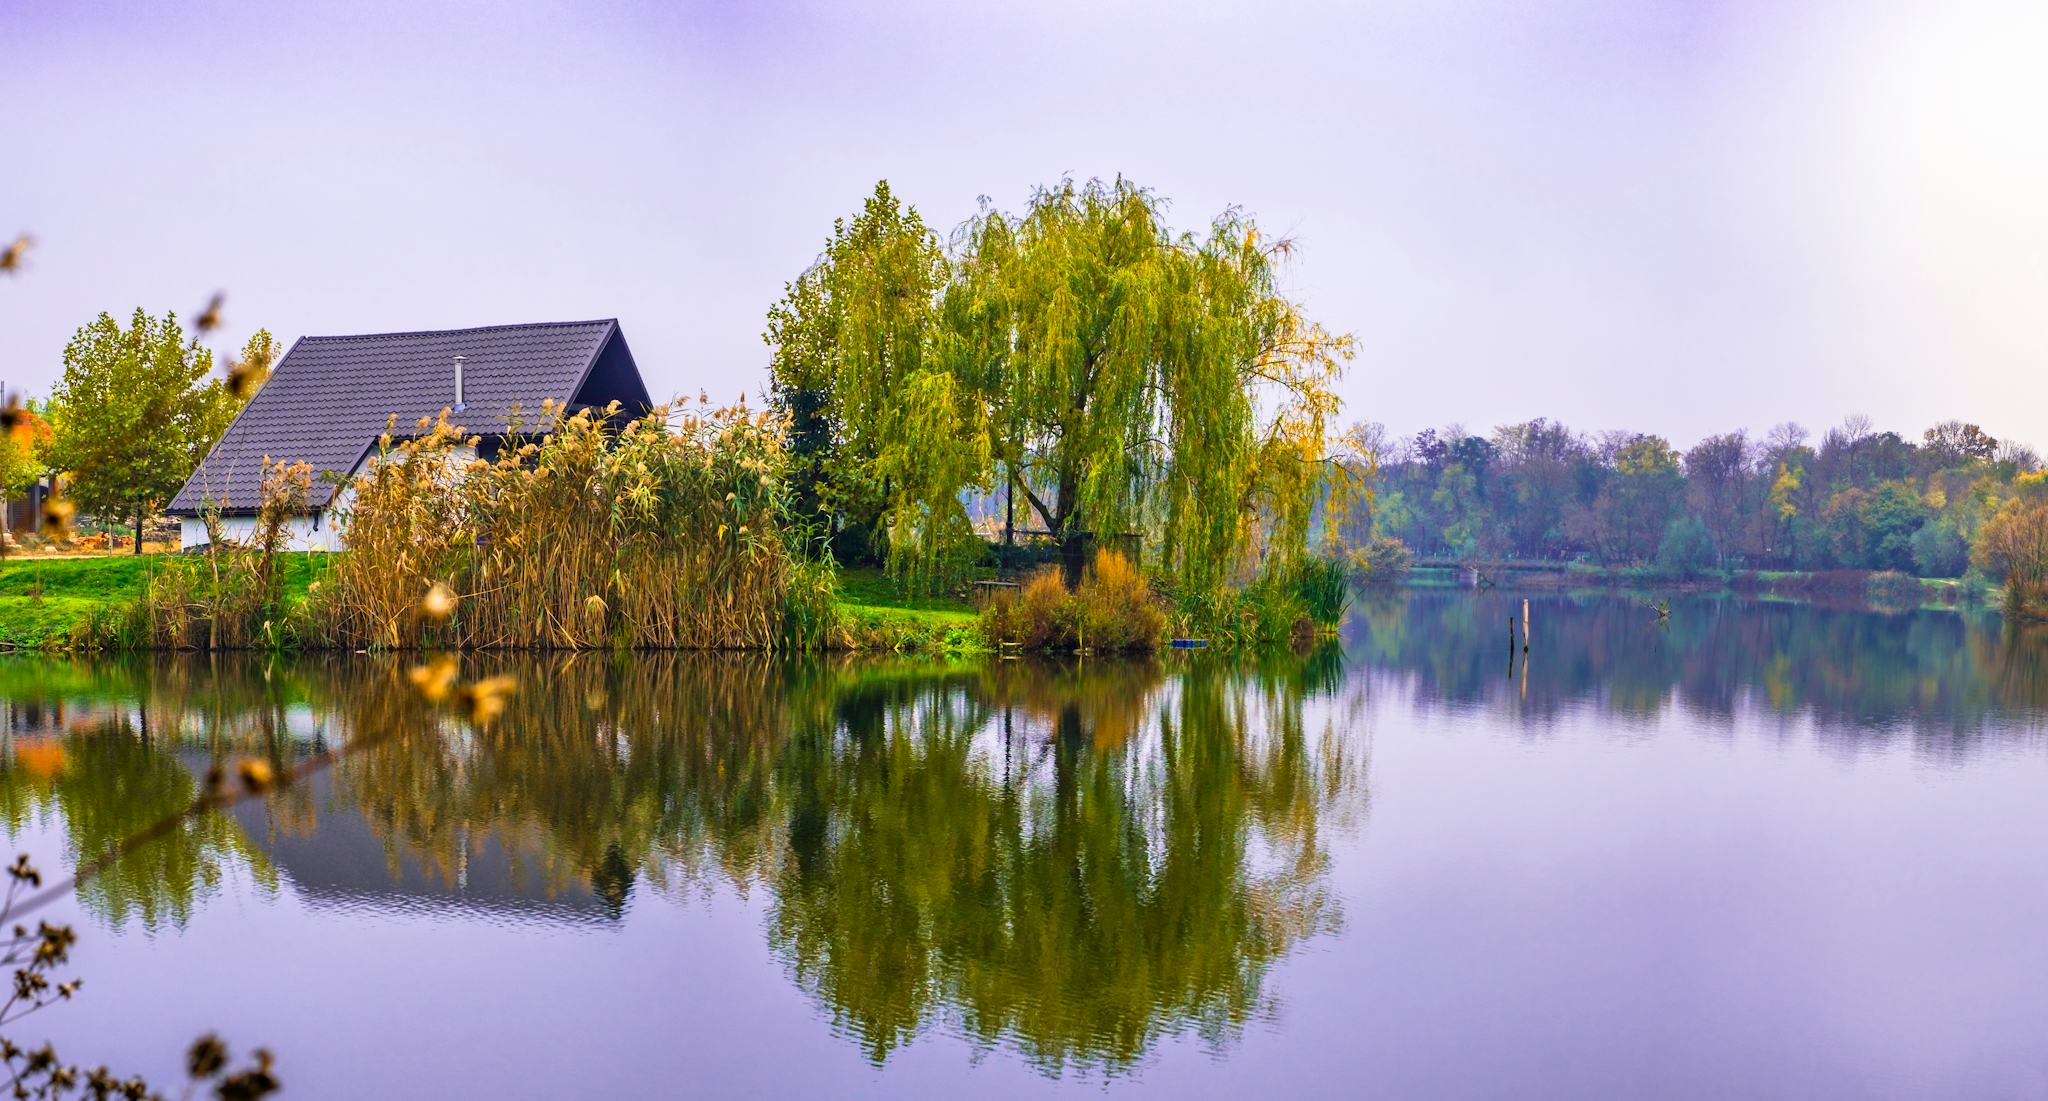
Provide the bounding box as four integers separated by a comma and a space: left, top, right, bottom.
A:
322, 397, 833, 650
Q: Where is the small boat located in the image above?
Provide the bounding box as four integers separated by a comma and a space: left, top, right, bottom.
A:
1168, 638, 1209, 649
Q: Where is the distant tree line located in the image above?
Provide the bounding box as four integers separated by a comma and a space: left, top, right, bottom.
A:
1334, 416, 2045, 579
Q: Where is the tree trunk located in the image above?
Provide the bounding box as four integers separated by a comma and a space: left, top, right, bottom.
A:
134, 505, 145, 554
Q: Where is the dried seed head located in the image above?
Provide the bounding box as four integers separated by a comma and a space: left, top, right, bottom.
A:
0, 393, 28, 443
420, 581, 458, 623
407, 654, 459, 703
0, 234, 31, 274
195, 291, 226, 334
8, 854, 40, 887
456, 674, 517, 727
226, 356, 267, 400
188, 1033, 228, 1078
40, 496, 76, 540
236, 758, 275, 793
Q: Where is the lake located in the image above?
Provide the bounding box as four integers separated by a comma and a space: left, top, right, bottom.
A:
2, 591, 2045, 1099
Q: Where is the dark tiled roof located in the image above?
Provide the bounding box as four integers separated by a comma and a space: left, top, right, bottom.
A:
170, 319, 638, 514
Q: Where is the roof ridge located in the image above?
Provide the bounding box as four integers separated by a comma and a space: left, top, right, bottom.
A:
298, 318, 619, 343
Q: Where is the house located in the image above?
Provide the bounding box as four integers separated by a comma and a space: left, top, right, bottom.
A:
2, 474, 60, 539
168, 319, 652, 551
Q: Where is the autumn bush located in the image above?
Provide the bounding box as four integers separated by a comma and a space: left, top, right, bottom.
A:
1974, 498, 2048, 621
980, 551, 1164, 652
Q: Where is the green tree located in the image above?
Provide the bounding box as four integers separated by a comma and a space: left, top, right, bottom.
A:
1922, 420, 1998, 465
1683, 431, 1751, 564
1598, 435, 1684, 562
1654, 514, 1717, 578
769, 178, 1353, 594
1909, 519, 1968, 578
765, 182, 952, 568
45, 310, 247, 551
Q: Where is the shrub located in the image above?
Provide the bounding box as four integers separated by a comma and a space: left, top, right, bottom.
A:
1077, 549, 1167, 651
979, 552, 1163, 652
1347, 534, 1412, 586
1864, 570, 1923, 608
1654, 515, 1716, 578
1910, 520, 1969, 578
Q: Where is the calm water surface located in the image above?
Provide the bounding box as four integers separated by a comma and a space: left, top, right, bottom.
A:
2, 592, 2046, 1099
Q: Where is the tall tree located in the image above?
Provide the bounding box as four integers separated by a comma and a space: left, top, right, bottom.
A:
771, 178, 1353, 594
44, 309, 247, 551
1684, 431, 1752, 564
764, 182, 956, 570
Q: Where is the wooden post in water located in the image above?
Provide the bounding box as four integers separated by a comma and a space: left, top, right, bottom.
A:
1522, 599, 1530, 653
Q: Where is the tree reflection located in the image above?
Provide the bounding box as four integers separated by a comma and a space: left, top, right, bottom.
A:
0, 649, 1364, 1075
1349, 591, 2048, 744
0, 710, 278, 931
769, 654, 1361, 1072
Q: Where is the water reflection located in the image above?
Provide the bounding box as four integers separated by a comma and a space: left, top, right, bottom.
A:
8, 592, 2039, 1079
1348, 591, 2048, 749
0, 648, 1365, 1076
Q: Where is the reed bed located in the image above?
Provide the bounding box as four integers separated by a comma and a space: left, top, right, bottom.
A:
124, 458, 317, 650
321, 398, 835, 650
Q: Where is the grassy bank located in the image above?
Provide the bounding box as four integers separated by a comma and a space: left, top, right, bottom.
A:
829, 568, 984, 653
0, 556, 160, 650
0, 556, 988, 654
0, 554, 333, 650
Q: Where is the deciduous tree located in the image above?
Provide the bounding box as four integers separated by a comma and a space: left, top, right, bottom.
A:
44, 310, 250, 551
768, 178, 1353, 594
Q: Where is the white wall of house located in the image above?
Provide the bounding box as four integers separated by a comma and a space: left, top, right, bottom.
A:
176, 445, 469, 553
179, 510, 343, 552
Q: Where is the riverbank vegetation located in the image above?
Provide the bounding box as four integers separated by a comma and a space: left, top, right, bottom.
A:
1973, 498, 2048, 621
316, 400, 834, 650
1335, 416, 2045, 610
979, 551, 1168, 653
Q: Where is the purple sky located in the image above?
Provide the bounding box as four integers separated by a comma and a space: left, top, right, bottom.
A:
4, 0, 2043, 449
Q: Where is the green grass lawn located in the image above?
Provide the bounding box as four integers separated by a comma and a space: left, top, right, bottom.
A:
830, 567, 984, 652
0, 553, 330, 650
0, 555, 155, 648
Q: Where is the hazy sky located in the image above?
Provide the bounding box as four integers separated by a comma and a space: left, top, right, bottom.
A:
4, 0, 2043, 449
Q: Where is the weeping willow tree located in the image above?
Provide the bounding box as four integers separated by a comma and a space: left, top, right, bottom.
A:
765, 182, 983, 578
766, 177, 1355, 595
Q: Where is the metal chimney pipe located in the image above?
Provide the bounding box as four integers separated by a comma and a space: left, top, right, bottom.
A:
452, 355, 467, 410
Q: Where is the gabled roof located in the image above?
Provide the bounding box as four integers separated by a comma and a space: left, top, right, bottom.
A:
170, 319, 650, 515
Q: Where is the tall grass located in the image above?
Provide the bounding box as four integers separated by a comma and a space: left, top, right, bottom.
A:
322, 399, 832, 650
125, 459, 317, 650
1172, 553, 1349, 648
1281, 555, 1351, 628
